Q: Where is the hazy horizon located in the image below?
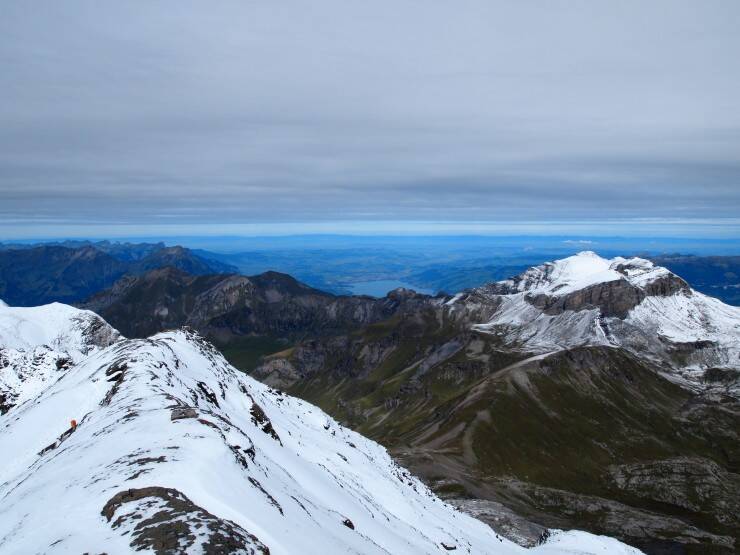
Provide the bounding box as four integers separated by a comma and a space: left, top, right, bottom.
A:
3, 232, 740, 257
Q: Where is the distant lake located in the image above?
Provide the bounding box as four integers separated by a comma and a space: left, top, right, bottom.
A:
348, 280, 434, 297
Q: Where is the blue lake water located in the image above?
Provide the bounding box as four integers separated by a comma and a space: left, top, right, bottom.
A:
348, 280, 434, 297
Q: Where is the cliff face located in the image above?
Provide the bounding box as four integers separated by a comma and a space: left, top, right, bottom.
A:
523, 269, 691, 319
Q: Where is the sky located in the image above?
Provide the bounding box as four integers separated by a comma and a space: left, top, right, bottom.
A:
1, 1, 739, 239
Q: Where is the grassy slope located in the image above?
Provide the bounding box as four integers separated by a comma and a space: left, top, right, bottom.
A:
218, 336, 290, 372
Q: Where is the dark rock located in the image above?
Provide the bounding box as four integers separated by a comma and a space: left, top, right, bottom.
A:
703, 367, 740, 384
170, 407, 198, 421
525, 278, 645, 318
250, 402, 281, 444
101, 486, 269, 554
196, 381, 220, 407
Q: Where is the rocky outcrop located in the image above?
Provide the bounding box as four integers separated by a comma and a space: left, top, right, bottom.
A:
485, 479, 736, 553
525, 278, 645, 318
102, 487, 270, 555
523, 271, 692, 319
608, 457, 740, 527
637, 273, 691, 297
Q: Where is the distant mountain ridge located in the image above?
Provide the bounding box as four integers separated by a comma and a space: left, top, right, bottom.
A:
81, 251, 740, 395
0, 239, 165, 260
0, 242, 237, 306
81, 265, 427, 341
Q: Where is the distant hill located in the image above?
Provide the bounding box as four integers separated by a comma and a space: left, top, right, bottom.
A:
0, 243, 237, 306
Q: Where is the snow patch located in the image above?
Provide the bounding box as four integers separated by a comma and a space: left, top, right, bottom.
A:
0, 301, 119, 355
0, 301, 120, 416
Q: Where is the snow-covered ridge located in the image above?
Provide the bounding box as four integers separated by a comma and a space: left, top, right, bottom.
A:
496, 251, 675, 297
0, 301, 120, 415
0, 300, 120, 355
0, 303, 642, 554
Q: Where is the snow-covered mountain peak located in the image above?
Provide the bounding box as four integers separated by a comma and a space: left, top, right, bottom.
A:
502, 251, 676, 298
0, 316, 642, 554
0, 301, 120, 356
456, 253, 740, 393
0, 301, 120, 415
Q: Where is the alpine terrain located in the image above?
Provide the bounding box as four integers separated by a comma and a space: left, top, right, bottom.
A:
0, 298, 642, 554
253, 253, 740, 553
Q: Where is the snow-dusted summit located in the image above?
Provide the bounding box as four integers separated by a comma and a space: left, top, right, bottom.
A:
0, 301, 120, 414
0, 300, 119, 354
0, 300, 642, 554
451, 252, 740, 392
492, 251, 675, 297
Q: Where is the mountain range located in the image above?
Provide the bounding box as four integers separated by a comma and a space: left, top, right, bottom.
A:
0, 299, 643, 554
0, 242, 236, 306
250, 252, 740, 553
1, 245, 739, 553
59, 250, 740, 553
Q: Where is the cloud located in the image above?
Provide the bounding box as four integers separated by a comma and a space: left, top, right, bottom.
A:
1, 1, 739, 235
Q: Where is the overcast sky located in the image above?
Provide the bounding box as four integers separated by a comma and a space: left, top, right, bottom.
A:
1, 1, 739, 238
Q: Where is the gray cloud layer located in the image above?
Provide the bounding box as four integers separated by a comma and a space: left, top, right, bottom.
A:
1, 1, 739, 231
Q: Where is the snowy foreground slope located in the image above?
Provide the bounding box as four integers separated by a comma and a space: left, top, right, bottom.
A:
452, 251, 740, 392
0, 301, 642, 554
